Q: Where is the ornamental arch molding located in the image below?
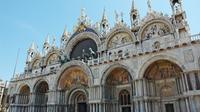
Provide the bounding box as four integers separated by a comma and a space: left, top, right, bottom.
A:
33, 78, 49, 92
65, 32, 101, 59
43, 49, 60, 66
30, 55, 42, 70
138, 19, 175, 41
17, 82, 31, 93
101, 63, 135, 85
105, 27, 136, 49
56, 60, 94, 90
66, 87, 88, 105
138, 55, 186, 79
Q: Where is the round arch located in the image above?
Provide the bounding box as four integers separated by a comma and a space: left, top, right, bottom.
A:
138, 18, 175, 41
67, 88, 88, 105
105, 26, 136, 49
101, 63, 134, 85
44, 49, 60, 66
56, 60, 94, 90
17, 82, 31, 94
33, 79, 49, 93
138, 55, 185, 79
65, 32, 101, 59
31, 58, 41, 70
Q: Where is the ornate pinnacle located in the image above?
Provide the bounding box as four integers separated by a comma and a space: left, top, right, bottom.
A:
147, 0, 152, 12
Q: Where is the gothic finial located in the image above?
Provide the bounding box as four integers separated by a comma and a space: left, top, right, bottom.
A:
115, 10, 120, 23
52, 35, 56, 47
62, 26, 69, 37
147, 0, 152, 12
30, 42, 37, 51
45, 34, 50, 44
131, 0, 135, 10
121, 12, 124, 23
102, 7, 106, 20
100, 8, 109, 35
79, 8, 87, 23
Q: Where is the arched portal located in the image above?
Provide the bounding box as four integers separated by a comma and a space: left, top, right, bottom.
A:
57, 66, 90, 112
18, 85, 30, 104
119, 90, 131, 112
68, 90, 88, 112
143, 60, 183, 112
34, 81, 49, 112
103, 67, 132, 112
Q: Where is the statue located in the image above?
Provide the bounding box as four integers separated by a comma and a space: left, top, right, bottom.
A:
82, 49, 89, 62
147, 0, 152, 12
89, 48, 96, 59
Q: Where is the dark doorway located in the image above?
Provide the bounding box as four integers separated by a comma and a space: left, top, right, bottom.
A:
78, 103, 87, 112
165, 103, 174, 112
122, 107, 131, 112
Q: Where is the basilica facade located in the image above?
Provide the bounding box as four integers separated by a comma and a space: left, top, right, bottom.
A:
7, 0, 200, 112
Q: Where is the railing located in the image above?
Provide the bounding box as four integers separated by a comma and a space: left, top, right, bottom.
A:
87, 33, 200, 66
191, 33, 200, 41
11, 33, 200, 81
11, 64, 60, 81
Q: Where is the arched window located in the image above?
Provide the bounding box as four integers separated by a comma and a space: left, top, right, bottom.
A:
35, 81, 49, 105
119, 90, 130, 105
70, 39, 97, 61
119, 90, 131, 112
18, 85, 30, 104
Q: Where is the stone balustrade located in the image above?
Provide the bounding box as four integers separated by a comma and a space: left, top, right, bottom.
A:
88, 34, 200, 66
11, 33, 200, 81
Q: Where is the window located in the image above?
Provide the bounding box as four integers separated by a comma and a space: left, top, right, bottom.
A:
119, 90, 131, 106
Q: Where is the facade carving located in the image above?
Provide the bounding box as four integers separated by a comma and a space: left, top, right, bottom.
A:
7, 1, 200, 112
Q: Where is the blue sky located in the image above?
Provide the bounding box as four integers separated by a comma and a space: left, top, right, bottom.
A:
0, 0, 199, 81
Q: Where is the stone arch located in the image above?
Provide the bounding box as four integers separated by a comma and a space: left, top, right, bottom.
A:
56, 60, 94, 90
33, 79, 49, 107
105, 26, 136, 49
138, 18, 175, 41
101, 63, 134, 85
138, 55, 185, 79
33, 79, 49, 93
17, 84, 31, 104
17, 82, 31, 93
18, 84, 30, 94
66, 88, 89, 112
31, 56, 41, 70
44, 49, 60, 66
67, 88, 88, 105
65, 32, 101, 59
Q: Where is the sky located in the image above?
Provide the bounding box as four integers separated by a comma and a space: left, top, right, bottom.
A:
0, 0, 200, 82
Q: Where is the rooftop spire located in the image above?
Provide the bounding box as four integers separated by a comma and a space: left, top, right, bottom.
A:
100, 8, 109, 35
101, 8, 109, 25
62, 26, 69, 37
52, 35, 56, 48
131, 0, 135, 11
45, 34, 50, 44
30, 42, 37, 51
78, 8, 87, 23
